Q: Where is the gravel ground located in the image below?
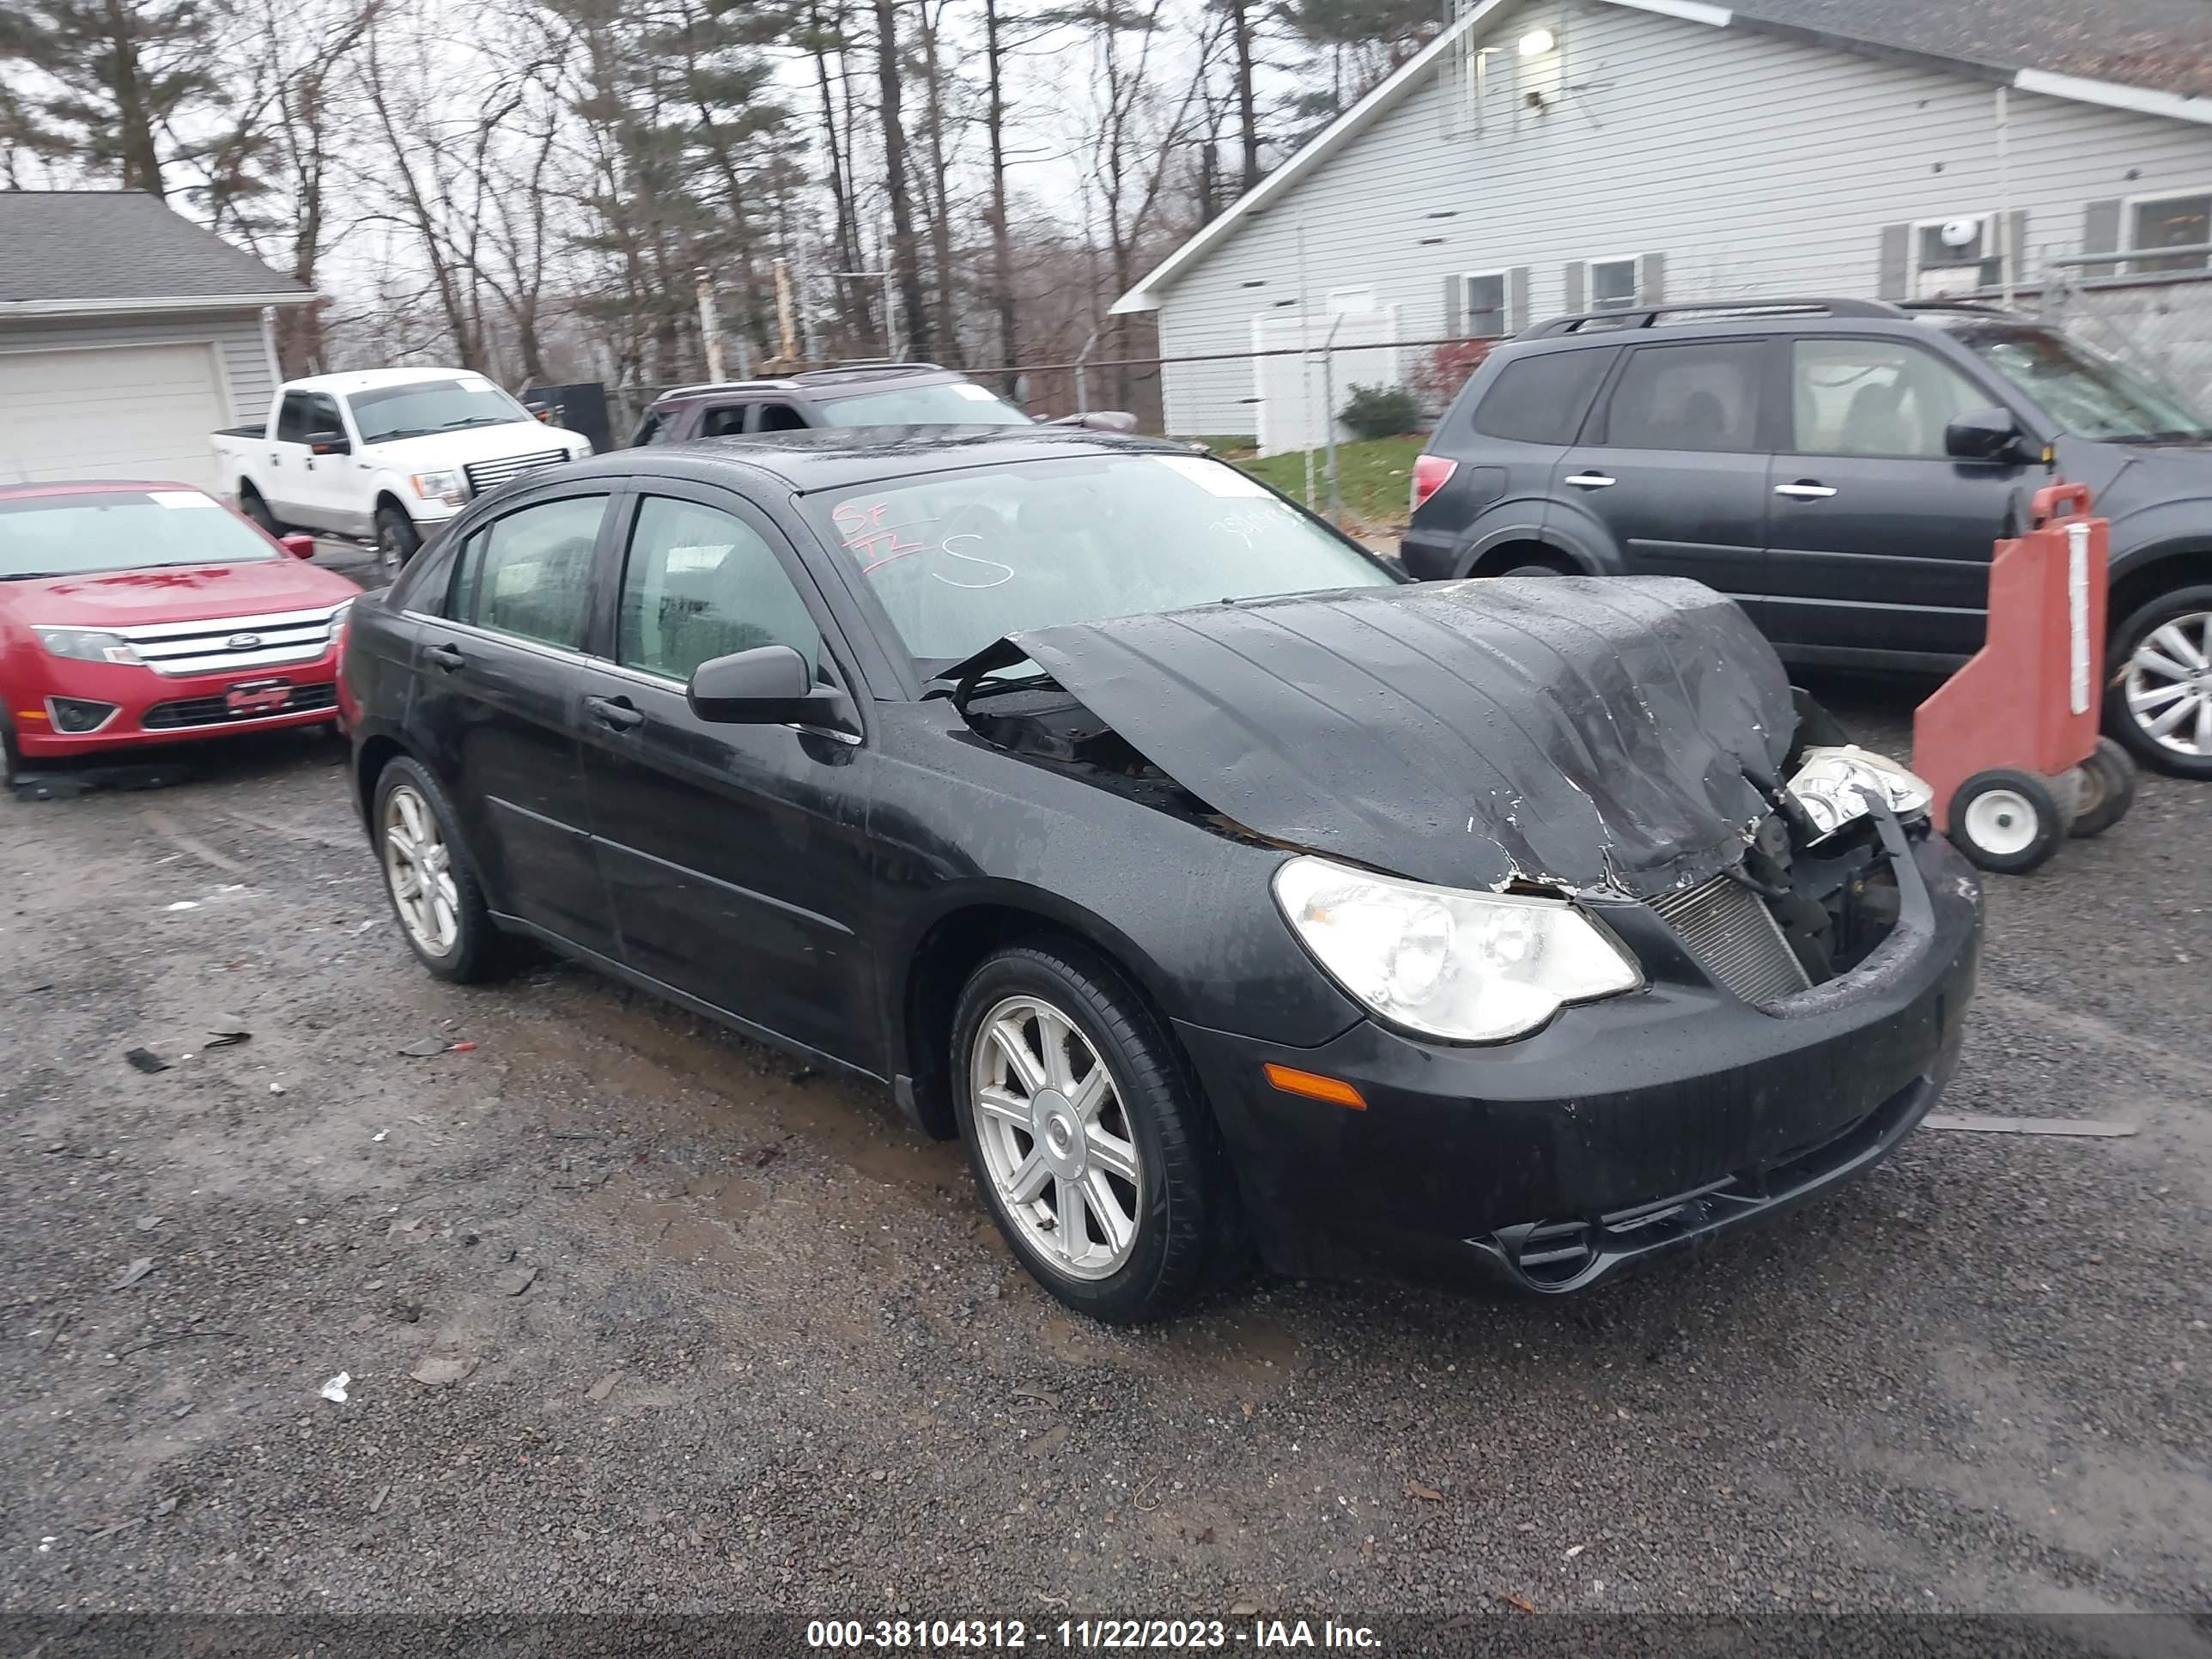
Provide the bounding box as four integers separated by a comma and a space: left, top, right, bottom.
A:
2, 548, 2208, 1628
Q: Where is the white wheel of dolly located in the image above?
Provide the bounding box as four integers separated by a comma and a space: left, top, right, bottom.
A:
1961, 787, 2041, 858
2124, 608, 2212, 757
969, 994, 1145, 1282
383, 782, 461, 956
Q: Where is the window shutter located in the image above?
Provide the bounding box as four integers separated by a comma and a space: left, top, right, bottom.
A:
1442, 273, 1465, 337
2004, 209, 2030, 289
1563, 260, 1586, 314
1638, 251, 1666, 306
1877, 223, 1910, 300
2081, 198, 2122, 279
1507, 266, 1530, 335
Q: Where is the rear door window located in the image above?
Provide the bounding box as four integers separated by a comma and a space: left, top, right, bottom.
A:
451, 495, 609, 651
1599, 341, 1766, 453
275, 392, 315, 444
698, 404, 750, 439
1471, 349, 1616, 444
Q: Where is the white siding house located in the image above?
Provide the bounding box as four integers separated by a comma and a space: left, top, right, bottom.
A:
0, 193, 313, 490
1115, 0, 2212, 439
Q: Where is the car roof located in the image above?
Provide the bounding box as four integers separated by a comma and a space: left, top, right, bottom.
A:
0, 478, 201, 501
562, 426, 1185, 492
647, 364, 974, 409
283, 367, 494, 394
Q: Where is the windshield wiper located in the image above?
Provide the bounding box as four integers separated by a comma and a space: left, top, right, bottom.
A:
436, 416, 507, 430
1, 570, 69, 580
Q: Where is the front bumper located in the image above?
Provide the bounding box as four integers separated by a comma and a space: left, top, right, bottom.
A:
1175, 830, 1982, 1291
9, 649, 341, 757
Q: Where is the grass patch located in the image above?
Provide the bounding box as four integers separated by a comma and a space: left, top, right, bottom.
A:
1232, 434, 1425, 533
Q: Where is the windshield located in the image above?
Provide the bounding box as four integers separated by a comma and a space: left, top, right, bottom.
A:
819, 381, 1034, 427
1957, 327, 2212, 442
0, 489, 281, 579
349, 378, 533, 443
805, 452, 1398, 672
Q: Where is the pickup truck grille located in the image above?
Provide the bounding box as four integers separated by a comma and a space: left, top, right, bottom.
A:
108, 605, 346, 678
1646, 872, 1811, 1006
464, 449, 569, 496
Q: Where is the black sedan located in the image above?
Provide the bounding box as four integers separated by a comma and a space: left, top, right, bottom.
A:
341, 428, 1982, 1322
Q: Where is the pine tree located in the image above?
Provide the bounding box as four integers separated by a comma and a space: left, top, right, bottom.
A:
0, 0, 225, 195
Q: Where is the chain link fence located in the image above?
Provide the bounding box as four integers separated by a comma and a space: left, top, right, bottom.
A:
2035, 246, 2212, 404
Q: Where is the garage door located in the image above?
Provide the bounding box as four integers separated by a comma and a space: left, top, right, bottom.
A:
0, 343, 228, 490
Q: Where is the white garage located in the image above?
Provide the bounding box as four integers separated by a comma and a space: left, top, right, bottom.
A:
1, 192, 313, 491
0, 342, 233, 490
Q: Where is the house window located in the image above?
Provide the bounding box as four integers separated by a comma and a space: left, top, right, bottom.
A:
2132, 191, 2211, 273
1464, 271, 1508, 337
1326, 286, 1378, 314
1913, 216, 2002, 295
1589, 257, 1638, 312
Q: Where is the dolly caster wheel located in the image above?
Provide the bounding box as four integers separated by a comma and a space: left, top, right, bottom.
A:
2067, 738, 2136, 839
1949, 769, 2064, 873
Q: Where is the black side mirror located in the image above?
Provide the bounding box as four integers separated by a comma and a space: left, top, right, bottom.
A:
687, 643, 845, 728
1944, 407, 2026, 463
307, 428, 351, 456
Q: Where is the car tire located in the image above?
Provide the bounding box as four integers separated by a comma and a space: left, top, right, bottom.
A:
375, 505, 423, 574
240, 484, 284, 536
951, 940, 1236, 1323
0, 715, 19, 789
2067, 737, 2136, 839
372, 756, 507, 982
1948, 768, 2064, 874
1495, 561, 1565, 578
2105, 583, 2212, 779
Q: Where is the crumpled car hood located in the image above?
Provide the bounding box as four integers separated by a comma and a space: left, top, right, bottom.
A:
981, 577, 1797, 899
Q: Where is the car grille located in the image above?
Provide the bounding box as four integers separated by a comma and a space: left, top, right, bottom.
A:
464, 449, 569, 495
1647, 872, 1811, 1005
142, 682, 337, 731
109, 605, 345, 678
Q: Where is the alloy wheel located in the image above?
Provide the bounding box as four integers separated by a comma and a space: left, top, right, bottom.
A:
383, 783, 460, 956
2124, 609, 2212, 758
969, 994, 1144, 1281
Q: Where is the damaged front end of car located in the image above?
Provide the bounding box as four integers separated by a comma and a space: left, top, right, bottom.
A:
937, 575, 1982, 1291
945, 577, 1953, 1023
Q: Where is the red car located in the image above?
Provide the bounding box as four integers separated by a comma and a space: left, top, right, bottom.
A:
1, 480, 362, 780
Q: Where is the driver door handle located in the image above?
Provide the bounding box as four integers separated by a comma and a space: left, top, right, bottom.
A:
424, 642, 465, 673
585, 694, 645, 732
1565, 472, 1615, 489
1775, 482, 1838, 499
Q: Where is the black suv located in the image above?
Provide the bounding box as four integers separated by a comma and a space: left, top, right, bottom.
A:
1403, 297, 2212, 776
627, 362, 1036, 447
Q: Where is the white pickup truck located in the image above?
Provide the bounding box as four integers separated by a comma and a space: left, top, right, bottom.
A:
212, 368, 592, 568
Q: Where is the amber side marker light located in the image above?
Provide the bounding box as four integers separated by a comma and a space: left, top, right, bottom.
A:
1262, 1064, 1368, 1110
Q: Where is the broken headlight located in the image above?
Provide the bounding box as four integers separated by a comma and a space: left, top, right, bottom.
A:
1272, 855, 1644, 1043
1786, 745, 1934, 839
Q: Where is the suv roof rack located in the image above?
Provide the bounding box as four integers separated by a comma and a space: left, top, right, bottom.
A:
1895, 299, 2030, 319
654, 378, 797, 399
793, 361, 948, 385
1522, 296, 1905, 337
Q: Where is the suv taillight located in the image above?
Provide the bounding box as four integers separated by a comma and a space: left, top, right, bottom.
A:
1410, 453, 1457, 514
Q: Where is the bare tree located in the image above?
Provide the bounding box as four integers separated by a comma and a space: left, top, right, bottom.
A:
872, 0, 929, 356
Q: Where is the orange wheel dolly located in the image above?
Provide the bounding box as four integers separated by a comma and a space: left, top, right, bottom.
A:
1912, 482, 2136, 873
